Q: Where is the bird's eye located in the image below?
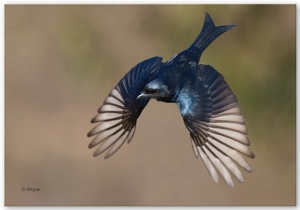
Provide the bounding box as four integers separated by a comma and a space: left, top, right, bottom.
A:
145, 89, 159, 94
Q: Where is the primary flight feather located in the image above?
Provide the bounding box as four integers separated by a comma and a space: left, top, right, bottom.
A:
88, 13, 254, 187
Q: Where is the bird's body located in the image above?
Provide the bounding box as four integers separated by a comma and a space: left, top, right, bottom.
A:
88, 13, 254, 187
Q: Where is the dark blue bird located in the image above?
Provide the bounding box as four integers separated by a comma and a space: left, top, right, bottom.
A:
88, 13, 254, 187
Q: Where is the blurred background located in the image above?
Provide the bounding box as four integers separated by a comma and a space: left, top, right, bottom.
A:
5, 5, 296, 205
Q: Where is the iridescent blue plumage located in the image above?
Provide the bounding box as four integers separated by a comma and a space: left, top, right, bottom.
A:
88, 13, 254, 187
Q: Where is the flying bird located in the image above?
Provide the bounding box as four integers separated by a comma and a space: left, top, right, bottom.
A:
87, 13, 254, 187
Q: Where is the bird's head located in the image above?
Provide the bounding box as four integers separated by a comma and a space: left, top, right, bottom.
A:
137, 79, 172, 102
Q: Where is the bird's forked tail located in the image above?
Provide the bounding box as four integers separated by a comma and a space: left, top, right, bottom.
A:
188, 13, 235, 60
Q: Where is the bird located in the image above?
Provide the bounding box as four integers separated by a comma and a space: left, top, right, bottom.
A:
87, 12, 254, 188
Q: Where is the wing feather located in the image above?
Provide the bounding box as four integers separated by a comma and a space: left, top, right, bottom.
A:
88, 57, 163, 158
178, 64, 254, 187
104, 127, 136, 159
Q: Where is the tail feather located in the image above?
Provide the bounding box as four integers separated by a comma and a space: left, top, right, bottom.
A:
188, 13, 235, 59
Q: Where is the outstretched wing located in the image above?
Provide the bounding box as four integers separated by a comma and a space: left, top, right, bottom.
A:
177, 64, 254, 187
88, 56, 163, 158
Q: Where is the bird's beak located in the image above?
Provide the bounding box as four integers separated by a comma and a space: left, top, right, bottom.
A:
137, 92, 150, 100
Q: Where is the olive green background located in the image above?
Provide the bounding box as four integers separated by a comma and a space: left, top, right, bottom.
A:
5, 5, 296, 205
